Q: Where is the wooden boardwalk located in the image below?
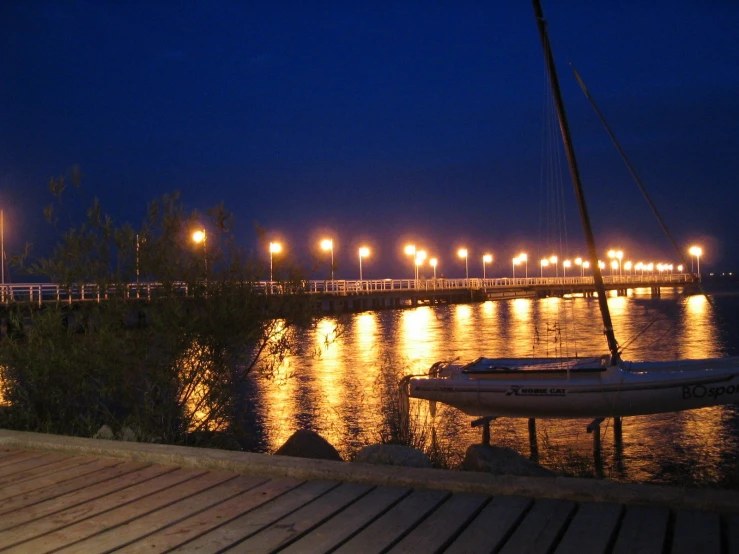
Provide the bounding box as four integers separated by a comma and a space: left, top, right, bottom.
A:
0, 448, 736, 553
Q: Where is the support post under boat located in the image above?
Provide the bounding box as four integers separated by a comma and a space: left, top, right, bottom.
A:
528, 418, 539, 462
471, 416, 496, 446
587, 417, 606, 477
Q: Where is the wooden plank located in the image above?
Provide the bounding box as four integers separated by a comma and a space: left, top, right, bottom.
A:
281, 486, 409, 554
0, 455, 96, 489
113, 478, 304, 554
0, 451, 50, 473
333, 489, 450, 554
389, 493, 489, 553
671, 510, 721, 554
0, 464, 188, 546
612, 505, 670, 554
555, 502, 622, 554
0, 459, 136, 514
0, 458, 123, 502
2, 469, 230, 553
53, 474, 267, 553
168, 480, 336, 553
726, 514, 739, 554
445, 496, 532, 554
499, 498, 576, 554
229, 482, 373, 553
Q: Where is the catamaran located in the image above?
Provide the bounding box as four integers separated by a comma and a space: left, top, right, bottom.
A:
407, 0, 739, 419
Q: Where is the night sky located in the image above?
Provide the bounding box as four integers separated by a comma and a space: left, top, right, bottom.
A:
2, 1, 738, 281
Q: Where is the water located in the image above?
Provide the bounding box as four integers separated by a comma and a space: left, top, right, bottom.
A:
247, 279, 739, 486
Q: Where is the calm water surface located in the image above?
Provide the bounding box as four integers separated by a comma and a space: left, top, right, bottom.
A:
248, 281, 739, 485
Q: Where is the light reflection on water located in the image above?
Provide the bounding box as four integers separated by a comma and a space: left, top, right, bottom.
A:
250, 286, 739, 485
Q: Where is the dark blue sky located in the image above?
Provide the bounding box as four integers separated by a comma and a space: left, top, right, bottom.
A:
2, 1, 738, 280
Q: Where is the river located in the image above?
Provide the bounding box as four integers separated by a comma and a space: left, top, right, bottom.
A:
246, 278, 739, 486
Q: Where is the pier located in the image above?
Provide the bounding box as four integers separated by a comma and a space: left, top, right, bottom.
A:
0, 273, 697, 313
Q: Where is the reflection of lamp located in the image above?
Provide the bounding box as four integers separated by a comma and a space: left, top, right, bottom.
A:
320, 239, 334, 283
269, 241, 282, 282
458, 248, 469, 281
689, 246, 702, 275
358, 247, 370, 280
482, 254, 492, 279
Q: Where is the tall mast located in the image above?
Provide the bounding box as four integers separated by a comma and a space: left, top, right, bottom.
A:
532, 0, 620, 364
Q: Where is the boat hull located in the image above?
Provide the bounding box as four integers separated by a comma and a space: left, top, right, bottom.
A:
408, 357, 739, 418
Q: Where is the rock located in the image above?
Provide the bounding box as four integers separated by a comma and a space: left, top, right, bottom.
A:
119, 427, 137, 442
354, 444, 432, 468
93, 424, 114, 440
461, 444, 555, 477
273, 429, 343, 461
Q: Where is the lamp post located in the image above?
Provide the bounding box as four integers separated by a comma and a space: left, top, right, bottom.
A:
269, 241, 282, 283
519, 253, 528, 278
574, 257, 583, 277
320, 239, 334, 285
358, 246, 370, 280
457, 248, 469, 283
540, 258, 549, 278
482, 254, 492, 279
415, 250, 426, 282
192, 229, 207, 282
583, 260, 590, 275
689, 246, 702, 276
549, 255, 558, 277
563, 259, 571, 277
512, 257, 519, 279
430, 258, 438, 279
404, 244, 417, 282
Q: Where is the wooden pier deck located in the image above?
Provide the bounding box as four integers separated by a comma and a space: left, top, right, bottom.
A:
0, 445, 737, 553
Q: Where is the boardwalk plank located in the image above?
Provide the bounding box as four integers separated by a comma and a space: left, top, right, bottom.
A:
555, 502, 622, 554
0, 458, 123, 502
612, 505, 670, 554
0, 465, 192, 549
389, 493, 489, 554
228, 482, 372, 553
727, 515, 739, 554
54, 474, 266, 553
169, 480, 336, 553
0, 455, 96, 489
499, 498, 576, 554
0, 459, 137, 514
671, 510, 721, 554
0, 451, 49, 472
0, 462, 162, 531
115, 478, 304, 554
445, 496, 532, 554
2, 469, 230, 554
333, 489, 450, 554
281, 486, 409, 554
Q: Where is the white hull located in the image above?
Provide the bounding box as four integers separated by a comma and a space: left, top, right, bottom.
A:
408, 356, 739, 418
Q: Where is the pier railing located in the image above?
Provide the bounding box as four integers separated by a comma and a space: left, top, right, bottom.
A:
0, 273, 695, 307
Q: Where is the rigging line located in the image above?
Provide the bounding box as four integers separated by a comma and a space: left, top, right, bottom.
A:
570, 64, 716, 310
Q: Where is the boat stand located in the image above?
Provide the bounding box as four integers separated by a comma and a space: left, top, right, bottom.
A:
528, 418, 539, 462
470, 416, 496, 445
587, 417, 606, 477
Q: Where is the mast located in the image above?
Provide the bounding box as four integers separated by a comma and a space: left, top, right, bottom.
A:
531, 0, 620, 364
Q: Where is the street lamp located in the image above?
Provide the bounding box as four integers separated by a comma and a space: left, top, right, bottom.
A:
582, 260, 590, 275
358, 246, 370, 280
320, 239, 334, 283
519, 253, 528, 278
430, 258, 438, 279
457, 248, 469, 282
624, 261, 633, 275
415, 250, 426, 281
689, 246, 702, 276
574, 257, 583, 277
405, 244, 417, 281
563, 259, 571, 277
512, 257, 520, 279
269, 241, 282, 283
540, 258, 549, 278
549, 255, 558, 277
482, 254, 492, 279
192, 229, 207, 280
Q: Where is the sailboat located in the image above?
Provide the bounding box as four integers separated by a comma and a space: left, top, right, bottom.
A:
407, 0, 739, 419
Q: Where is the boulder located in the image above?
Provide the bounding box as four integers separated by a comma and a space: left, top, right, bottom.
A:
461, 444, 555, 477
93, 424, 114, 440
354, 444, 432, 468
274, 429, 343, 461
119, 427, 137, 442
